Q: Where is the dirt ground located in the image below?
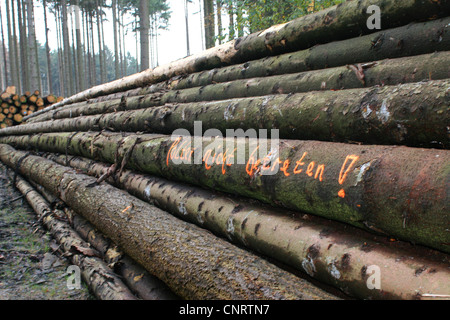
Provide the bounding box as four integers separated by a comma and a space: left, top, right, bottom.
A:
0, 165, 94, 300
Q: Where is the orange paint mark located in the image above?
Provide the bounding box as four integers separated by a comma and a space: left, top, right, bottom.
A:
122, 205, 132, 213
306, 161, 315, 177
203, 149, 213, 170
293, 152, 308, 174
270, 158, 282, 173
315, 164, 325, 182
246, 147, 260, 176
339, 155, 360, 185
166, 137, 181, 166
280, 160, 290, 177
338, 189, 346, 198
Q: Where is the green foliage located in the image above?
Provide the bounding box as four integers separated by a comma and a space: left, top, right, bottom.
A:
235, 0, 346, 34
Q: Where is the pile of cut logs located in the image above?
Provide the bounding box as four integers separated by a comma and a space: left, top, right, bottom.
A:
0, 86, 63, 128
0, 0, 449, 300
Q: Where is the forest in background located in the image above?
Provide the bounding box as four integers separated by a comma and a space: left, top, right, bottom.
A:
0, 0, 344, 97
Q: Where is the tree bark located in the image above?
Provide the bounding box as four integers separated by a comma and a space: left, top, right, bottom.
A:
25, 52, 450, 127
61, 207, 179, 300
203, 0, 215, 49
61, 0, 74, 96
231, 0, 450, 62
0, 144, 338, 300
26, 0, 41, 93
74, 1, 84, 92
112, 0, 120, 79
43, 0, 53, 94
15, 77, 450, 149
3, 165, 138, 300
0, 132, 448, 253
24, 15, 450, 121
139, 0, 150, 71
6, 0, 18, 91
44, 152, 450, 300
18, 0, 29, 93
173, 17, 450, 90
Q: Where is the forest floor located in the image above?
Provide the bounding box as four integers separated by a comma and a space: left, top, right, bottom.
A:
0, 165, 94, 300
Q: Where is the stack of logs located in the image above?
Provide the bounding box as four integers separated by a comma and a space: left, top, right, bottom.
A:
0, 0, 449, 300
0, 86, 63, 128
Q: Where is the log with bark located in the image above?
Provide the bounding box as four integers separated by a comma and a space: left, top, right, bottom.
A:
62, 207, 179, 300
24, 16, 450, 124
0, 86, 62, 127
44, 152, 450, 300
171, 18, 450, 90
1, 164, 137, 300
24, 52, 450, 128
0, 131, 448, 253
0, 144, 339, 300
5, 79, 449, 149
27, 177, 179, 300
24, 0, 450, 121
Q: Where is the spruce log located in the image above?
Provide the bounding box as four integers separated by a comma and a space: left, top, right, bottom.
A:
25, 17, 450, 125
23, 0, 450, 121
28, 178, 178, 300
62, 207, 179, 300
26, 52, 450, 126
46, 152, 450, 300
173, 19, 450, 90
1, 132, 448, 253
2, 165, 137, 300
0, 144, 338, 300
6, 79, 450, 148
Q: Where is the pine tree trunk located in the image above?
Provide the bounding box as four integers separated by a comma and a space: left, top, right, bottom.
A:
139, 0, 149, 71
18, 0, 29, 93
203, 0, 215, 49
43, 0, 53, 94
216, 0, 222, 44
0, 2, 8, 87
227, 0, 234, 40
61, 0, 74, 96
74, 1, 84, 92
26, 0, 41, 93
112, 0, 120, 79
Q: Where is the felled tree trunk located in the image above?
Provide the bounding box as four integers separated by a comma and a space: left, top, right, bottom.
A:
62, 207, 179, 300
46, 152, 450, 300
1, 132, 448, 253
23, 52, 450, 133
0, 144, 338, 300
173, 17, 450, 90
23, 0, 450, 121
3, 165, 137, 300
3, 79, 449, 148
